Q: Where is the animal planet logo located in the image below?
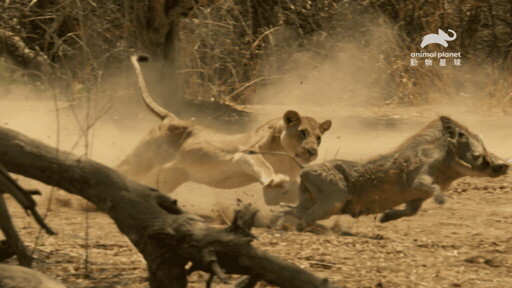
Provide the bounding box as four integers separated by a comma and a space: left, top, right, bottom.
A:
410, 29, 461, 67
420, 29, 457, 48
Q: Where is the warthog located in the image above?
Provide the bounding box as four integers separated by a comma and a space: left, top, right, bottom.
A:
289, 116, 509, 230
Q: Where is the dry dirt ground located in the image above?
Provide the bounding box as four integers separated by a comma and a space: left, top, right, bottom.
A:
4, 172, 512, 288
1, 98, 512, 288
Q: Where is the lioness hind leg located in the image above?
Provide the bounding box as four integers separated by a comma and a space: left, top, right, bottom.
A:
380, 198, 425, 223
156, 164, 190, 193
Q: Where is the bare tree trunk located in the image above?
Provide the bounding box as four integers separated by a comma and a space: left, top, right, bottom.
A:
0, 126, 336, 288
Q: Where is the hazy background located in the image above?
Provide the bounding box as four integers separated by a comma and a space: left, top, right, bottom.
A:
1, 0, 511, 223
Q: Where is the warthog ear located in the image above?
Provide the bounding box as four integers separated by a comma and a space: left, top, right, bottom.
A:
319, 120, 332, 134
283, 110, 301, 126
440, 116, 458, 140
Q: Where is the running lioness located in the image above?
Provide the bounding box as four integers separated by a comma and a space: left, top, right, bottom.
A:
117, 55, 332, 205
289, 116, 509, 229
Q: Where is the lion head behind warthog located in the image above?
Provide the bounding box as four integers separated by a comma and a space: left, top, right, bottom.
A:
288, 116, 508, 231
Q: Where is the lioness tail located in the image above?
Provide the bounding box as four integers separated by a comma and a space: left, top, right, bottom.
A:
130, 55, 170, 120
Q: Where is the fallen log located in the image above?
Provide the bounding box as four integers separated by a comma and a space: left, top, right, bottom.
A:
0, 126, 337, 288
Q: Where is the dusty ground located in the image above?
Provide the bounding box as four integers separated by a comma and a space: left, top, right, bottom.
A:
1, 97, 512, 288
4, 170, 511, 288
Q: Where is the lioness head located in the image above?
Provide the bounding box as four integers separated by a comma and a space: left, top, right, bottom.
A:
441, 116, 508, 178
280, 110, 332, 164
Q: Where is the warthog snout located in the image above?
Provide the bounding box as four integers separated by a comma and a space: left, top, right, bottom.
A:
492, 162, 509, 176
487, 154, 509, 177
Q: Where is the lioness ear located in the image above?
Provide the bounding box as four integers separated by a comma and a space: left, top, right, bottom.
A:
319, 120, 332, 134
440, 116, 457, 140
283, 110, 301, 126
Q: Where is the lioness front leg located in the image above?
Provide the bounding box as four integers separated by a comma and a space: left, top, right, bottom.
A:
264, 180, 299, 205
233, 152, 290, 188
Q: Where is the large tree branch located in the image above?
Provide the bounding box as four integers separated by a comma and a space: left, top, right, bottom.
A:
0, 126, 336, 288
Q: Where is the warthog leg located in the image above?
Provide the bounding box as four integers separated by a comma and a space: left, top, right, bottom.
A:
380, 198, 425, 223
433, 193, 447, 205
294, 173, 348, 231
409, 173, 447, 205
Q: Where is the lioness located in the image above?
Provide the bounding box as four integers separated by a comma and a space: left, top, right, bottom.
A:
288, 116, 509, 230
117, 55, 332, 205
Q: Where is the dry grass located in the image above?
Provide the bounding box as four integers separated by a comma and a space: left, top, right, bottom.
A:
0, 1, 510, 107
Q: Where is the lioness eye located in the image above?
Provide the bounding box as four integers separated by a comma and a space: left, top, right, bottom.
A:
299, 130, 307, 139
317, 136, 321, 144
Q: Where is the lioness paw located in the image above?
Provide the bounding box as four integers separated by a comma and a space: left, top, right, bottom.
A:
262, 174, 290, 188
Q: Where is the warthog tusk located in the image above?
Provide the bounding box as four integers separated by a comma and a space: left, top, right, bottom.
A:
508, 159, 512, 163
455, 157, 472, 169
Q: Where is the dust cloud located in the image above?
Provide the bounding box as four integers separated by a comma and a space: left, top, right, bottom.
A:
247, 21, 512, 161
253, 24, 397, 108
1, 22, 511, 225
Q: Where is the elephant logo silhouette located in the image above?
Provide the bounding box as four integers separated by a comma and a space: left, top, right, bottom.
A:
420, 29, 457, 48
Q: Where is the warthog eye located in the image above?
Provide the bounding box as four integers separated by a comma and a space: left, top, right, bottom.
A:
458, 132, 468, 141
480, 156, 490, 169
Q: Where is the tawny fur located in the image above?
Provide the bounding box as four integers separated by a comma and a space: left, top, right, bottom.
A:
117, 55, 332, 205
